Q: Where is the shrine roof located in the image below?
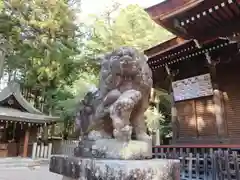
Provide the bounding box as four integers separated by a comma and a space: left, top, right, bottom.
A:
0, 81, 59, 123
0, 107, 58, 124
145, 0, 240, 42
147, 37, 239, 70
144, 37, 181, 58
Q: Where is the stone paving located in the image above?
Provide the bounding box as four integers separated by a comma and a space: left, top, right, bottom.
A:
0, 165, 62, 180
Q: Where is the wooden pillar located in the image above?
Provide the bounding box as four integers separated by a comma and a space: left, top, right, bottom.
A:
42, 123, 48, 141
23, 127, 30, 157
170, 92, 178, 143
194, 39, 226, 140
155, 95, 161, 145
210, 64, 226, 139
165, 65, 178, 144
50, 124, 55, 138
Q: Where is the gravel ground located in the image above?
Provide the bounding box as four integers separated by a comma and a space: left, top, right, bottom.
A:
0, 165, 62, 180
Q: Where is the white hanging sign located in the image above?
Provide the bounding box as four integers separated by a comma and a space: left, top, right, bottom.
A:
172, 73, 213, 101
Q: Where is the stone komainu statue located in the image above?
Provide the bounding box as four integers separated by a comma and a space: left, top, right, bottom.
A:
75, 47, 153, 142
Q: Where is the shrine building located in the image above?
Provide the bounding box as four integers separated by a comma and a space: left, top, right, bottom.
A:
0, 81, 59, 157
145, 0, 240, 144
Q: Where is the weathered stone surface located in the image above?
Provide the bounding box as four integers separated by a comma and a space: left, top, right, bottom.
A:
92, 139, 152, 160
50, 155, 180, 180
74, 139, 152, 160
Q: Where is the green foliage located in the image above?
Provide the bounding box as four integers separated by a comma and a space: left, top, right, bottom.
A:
145, 87, 172, 142
53, 71, 98, 135
0, 0, 80, 111
145, 107, 165, 133
156, 90, 172, 138
0, 0, 84, 136
81, 4, 173, 68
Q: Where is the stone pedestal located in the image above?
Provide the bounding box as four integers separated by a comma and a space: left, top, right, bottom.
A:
49, 155, 180, 180
74, 139, 152, 160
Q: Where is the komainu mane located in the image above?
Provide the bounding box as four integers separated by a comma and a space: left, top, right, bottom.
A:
75, 47, 153, 142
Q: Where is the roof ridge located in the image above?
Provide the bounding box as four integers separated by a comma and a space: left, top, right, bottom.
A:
0, 81, 43, 115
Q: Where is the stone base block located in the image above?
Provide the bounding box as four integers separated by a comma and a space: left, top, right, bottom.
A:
49, 155, 180, 180
74, 139, 152, 160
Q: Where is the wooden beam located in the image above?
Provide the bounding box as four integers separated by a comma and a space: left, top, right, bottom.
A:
23, 127, 30, 157
149, 0, 204, 21
165, 65, 178, 143
180, 0, 234, 27
145, 37, 181, 58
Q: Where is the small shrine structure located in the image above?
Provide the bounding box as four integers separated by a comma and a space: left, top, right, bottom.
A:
0, 81, 59, 157
145, 0, 240, 144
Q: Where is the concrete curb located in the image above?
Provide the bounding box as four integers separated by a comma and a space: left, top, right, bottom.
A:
0, 158, 49, 168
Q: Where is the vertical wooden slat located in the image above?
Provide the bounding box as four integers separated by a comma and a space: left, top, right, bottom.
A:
211, 150, 217, 180
40, 143, 44, 158
173, 148, 177, 158
47, 143, 52, 159
196, 153, 200, 180
188, 153, 193, 179
193, 148, 197, 154
233, 151, 239, 180
203, 153, 208, 180
167, 148, 170, 155
36, 144, 40, 158
161, 148, 164, 158
225, 150, 231, 180
32, 142, 37, 159
217, 150, 224, 180
180, 148, 183, 157
182, 153, 186, 179
210, 148, 213, 154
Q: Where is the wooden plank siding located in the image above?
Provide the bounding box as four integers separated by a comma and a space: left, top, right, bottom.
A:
195, 98, 217, 137
218, 61, 240, 139
176, 96, 217, 140
177, 100, 197, 138
174, 59, 240, 143
223, 82, 240, 138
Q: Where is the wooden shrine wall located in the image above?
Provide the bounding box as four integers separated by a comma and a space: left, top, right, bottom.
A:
218, 60, 240, 139
176, 96, 217, 141
175, 58, 240, 143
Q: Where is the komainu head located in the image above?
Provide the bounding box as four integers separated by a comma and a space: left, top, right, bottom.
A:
100, 46, 148, 78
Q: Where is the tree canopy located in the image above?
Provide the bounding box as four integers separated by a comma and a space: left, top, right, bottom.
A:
81, 4, 173, 70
